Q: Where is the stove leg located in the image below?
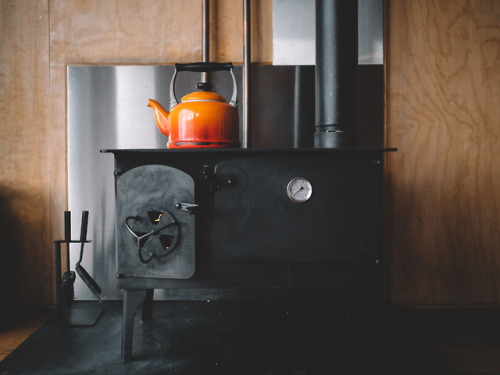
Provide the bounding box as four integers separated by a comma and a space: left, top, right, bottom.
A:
121, 289, 147, 362
142, 289, 154, 321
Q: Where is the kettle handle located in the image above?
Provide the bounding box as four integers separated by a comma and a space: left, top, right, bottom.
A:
175, 62, 233, 72
169, 62, 238, 110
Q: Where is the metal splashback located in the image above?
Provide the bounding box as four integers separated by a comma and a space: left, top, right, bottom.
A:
273, 0, 383, 65
68, 66, 164, 299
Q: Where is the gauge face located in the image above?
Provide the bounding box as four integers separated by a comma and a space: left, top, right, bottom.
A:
287, 177, 312, 203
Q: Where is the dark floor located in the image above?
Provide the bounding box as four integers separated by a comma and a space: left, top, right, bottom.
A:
0, 301, 499, 374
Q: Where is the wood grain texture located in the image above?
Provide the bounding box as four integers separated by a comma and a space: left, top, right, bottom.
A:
251, 0, 273, 63
211, 0, 272, 63
0, 311, 49, 361
385, 0, 500, 304
49, 0, 202, 64
0, 0, 52, 306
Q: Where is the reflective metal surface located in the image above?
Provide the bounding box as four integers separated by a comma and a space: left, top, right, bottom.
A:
273, 0, 383, 65
68, 66, 166, 299
358, 0, 384, 64
273, 0, 316, 66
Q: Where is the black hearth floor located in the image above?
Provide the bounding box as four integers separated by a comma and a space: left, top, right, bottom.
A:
0, 300, 451, 375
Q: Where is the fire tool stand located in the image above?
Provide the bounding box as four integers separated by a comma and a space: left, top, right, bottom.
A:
53, 211, 103, 326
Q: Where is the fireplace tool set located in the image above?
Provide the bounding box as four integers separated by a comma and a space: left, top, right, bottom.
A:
54, 211, 103, 325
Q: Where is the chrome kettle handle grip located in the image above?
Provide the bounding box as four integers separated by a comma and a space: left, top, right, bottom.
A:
169, 69, 178, 111
228, 68, 238, 108
168, 63, 238, 110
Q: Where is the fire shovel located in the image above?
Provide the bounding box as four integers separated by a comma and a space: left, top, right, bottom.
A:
75, 211, 103, 301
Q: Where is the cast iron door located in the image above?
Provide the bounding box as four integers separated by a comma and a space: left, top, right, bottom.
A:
116, 165, 195, 279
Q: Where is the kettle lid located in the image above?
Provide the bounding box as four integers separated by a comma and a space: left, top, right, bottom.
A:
181, 90, 226, 103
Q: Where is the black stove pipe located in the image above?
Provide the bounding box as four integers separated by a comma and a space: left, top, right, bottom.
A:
294, 66, 315, 148
315, 0, 358, 148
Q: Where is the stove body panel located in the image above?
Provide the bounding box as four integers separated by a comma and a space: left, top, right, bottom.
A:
106, 148, 390, 295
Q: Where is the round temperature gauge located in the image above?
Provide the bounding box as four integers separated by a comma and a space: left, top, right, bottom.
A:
287, 177, 312, 203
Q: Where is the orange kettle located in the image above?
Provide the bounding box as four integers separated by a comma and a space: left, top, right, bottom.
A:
148, 62, 240, 149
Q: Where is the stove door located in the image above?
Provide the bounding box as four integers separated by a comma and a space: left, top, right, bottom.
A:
213, 156, 381, 263
116, 165, 195, 279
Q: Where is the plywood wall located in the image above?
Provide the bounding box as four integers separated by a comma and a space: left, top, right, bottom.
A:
0, 0, 52, 307
0, 0, 272, 307
2, 0, 498, 308
385, 0, 500, 304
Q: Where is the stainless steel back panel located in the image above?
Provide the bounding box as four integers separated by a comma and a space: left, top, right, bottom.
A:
68, 66, 167, 299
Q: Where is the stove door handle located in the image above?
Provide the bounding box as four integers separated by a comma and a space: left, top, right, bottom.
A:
124, 216, 177, 240
175, 202, 199, 215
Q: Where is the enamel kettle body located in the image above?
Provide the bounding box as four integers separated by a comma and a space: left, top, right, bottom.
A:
148, 63, 240, 149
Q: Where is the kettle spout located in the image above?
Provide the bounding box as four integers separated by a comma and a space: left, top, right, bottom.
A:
148, 99, 170, 137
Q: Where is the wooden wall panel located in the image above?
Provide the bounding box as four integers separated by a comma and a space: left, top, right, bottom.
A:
2, 0, 498, 308
0, 0, 51, 307
385, 0, 500, 304
211, 0, 272, 63
49, 0, 202, 64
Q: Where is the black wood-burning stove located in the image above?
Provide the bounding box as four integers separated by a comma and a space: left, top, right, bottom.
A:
97, 0, 395, 366
102, 147, 394, 361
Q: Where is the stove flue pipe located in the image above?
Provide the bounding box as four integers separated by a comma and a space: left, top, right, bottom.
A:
315, 0, 358, 148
